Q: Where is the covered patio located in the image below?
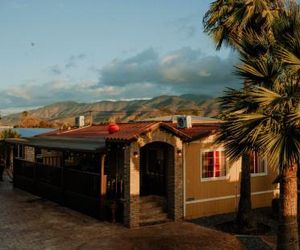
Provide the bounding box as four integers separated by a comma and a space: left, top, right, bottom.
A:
5, 136, 125, 222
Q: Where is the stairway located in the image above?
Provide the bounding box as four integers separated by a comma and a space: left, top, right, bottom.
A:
139, 195, 170, 226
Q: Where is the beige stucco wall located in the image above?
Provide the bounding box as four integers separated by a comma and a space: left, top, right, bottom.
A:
184, 135, 278, 219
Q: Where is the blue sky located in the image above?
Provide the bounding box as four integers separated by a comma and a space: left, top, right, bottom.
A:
0, 0, 239, 114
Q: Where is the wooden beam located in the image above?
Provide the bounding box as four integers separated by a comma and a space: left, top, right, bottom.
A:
100, 154, 107, 219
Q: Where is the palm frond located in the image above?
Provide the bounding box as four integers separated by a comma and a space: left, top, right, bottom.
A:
276, 47, 300, 73
248, 86, 281, 107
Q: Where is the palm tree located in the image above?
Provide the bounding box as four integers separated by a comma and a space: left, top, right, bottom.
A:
218, 6, 300, 248
203, 0, 285, 231
203, 0, 280, 50
219, 83, 300, 250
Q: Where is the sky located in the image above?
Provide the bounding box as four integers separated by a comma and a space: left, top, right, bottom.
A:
0, 0, 240, 115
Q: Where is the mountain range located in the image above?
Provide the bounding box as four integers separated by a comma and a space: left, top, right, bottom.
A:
0, 94, 220, 127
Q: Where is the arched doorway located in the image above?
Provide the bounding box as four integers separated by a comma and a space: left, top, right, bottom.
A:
140, 142, 174, 197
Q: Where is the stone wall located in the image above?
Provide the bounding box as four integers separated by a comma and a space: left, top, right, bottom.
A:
123, 144, 140, 228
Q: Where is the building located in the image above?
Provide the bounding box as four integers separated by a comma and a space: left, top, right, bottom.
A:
5, 116, 278, 228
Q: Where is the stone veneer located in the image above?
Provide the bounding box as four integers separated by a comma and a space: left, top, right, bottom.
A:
123, 128, 183, 228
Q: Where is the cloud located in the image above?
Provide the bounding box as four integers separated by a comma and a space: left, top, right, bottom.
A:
66, 53, 87, 68
100, 48, 161, 86
65, 62, 76, 69
99, 47, 240, 95
0, 79, 117, 109
49, 65, 63, 75
0, 47, 240, 111
174, 15, 199, 39
178, 23, 196, 38
49, 53, 87, 74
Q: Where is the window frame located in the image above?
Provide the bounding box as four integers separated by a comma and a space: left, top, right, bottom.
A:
200, 148, 229, 182
250, 152, 268, 177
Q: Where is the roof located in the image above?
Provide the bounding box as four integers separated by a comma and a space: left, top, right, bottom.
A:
164, 123, 220, 141
5, 137, 106, 152
141, 115, 220, 124
14, 128, 56, 137
38, 121, 220, 142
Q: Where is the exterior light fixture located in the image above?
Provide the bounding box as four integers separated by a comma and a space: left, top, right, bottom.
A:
177, 150, 182, 157
133, 151, 139, 158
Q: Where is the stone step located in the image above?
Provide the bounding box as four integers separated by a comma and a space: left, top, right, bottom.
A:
139, 200, 164, 210
139, 213, 170, 227
140, 206, 165, 219
139, 196, 166, 209
139, 195, 165, 203
139, 195, 169, 227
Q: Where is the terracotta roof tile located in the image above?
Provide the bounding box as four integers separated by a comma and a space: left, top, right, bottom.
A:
39, 122, 159, 141
165, 123, 220, 141
38, 122, 220, 142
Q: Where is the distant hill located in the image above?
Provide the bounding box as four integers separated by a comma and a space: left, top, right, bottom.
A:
0, 94, 220, 127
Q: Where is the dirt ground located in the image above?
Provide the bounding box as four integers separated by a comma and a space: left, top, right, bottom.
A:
0, 178, 243, 250
192, 208, 278, 250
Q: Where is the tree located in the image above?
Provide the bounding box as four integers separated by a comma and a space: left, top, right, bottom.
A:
203, 0, 280, 50
0, 129, 20, 139
217, 6, 300, 248
203, 0, 285, 231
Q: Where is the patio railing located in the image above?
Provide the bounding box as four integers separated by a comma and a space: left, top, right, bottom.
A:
14, 158, 103, 218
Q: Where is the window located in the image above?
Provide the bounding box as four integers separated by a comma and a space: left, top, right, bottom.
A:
201, 150, 227, 179
250, 152, 267, 175
16, 145, 24, 159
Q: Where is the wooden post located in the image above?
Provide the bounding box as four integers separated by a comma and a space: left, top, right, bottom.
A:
100, 154, 107, 219
61, 151, 65, 205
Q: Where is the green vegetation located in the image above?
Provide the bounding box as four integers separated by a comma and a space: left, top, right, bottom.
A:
0, 129, 20, 139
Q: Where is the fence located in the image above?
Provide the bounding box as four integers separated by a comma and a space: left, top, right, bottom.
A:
14, 158, 103, 218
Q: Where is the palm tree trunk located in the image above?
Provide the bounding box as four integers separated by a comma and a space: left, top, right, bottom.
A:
236, 152, 254, 231
277, 164, 299, 250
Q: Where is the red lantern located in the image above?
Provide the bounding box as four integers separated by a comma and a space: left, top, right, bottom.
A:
107, 123, 120, 134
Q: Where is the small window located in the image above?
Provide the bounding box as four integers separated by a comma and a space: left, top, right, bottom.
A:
250, 152, 267, 175
16, 145, 24, 159
201, 150, 227, 179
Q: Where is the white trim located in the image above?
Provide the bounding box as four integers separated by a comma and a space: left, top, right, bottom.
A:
201, 176, 228, 182
251, 172, 268, 177
200, 148, 229, 182
186, 190, 274, 205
